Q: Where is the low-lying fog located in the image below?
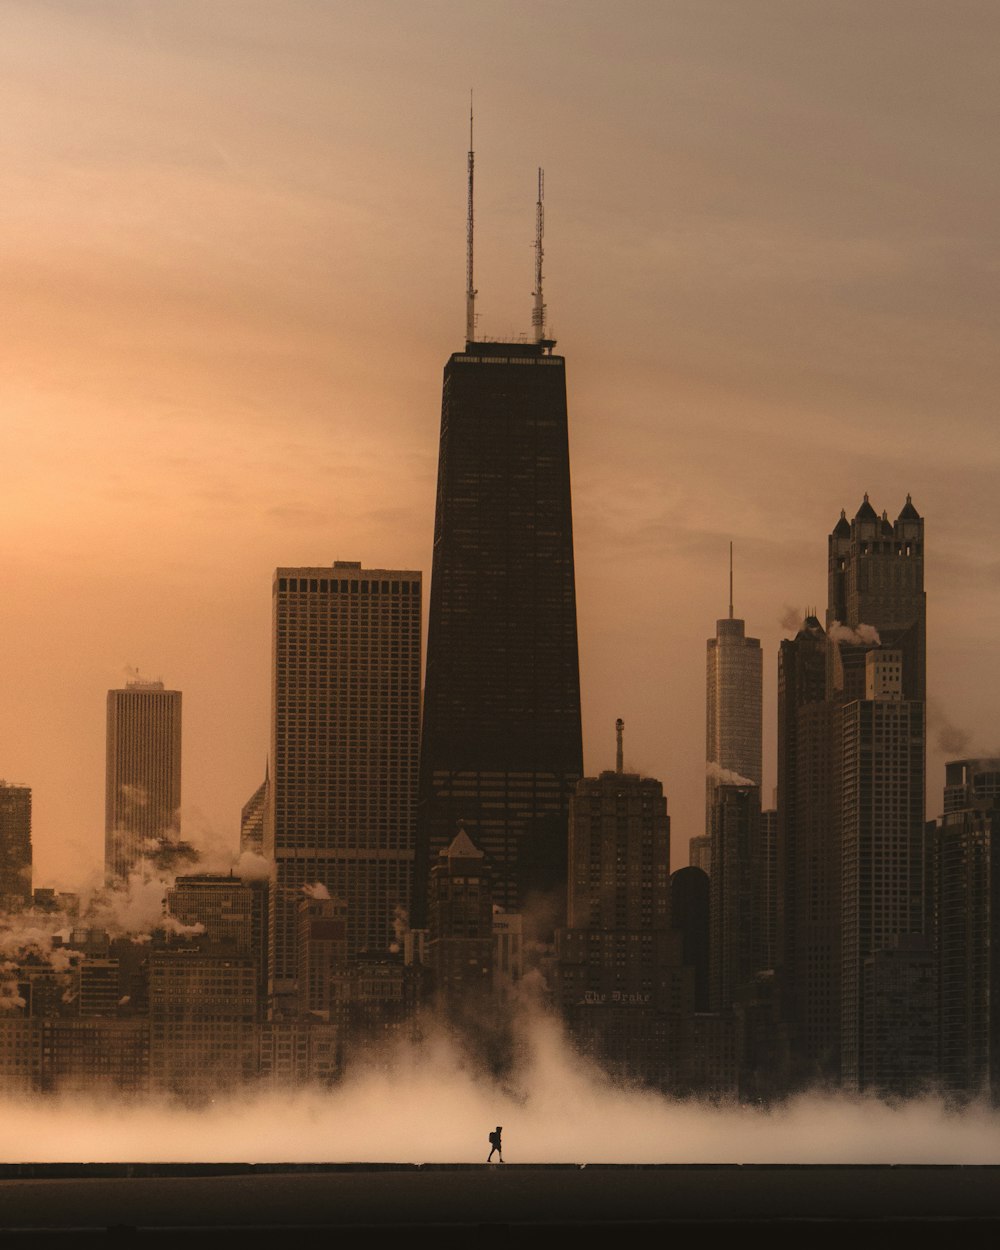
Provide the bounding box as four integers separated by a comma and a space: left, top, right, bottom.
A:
3, 1010, 999, 1165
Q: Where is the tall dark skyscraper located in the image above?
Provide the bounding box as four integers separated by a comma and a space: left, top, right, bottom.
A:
777, 498, 928, 1089
415, 148, 583, 926
778, 497, 927, 1089
829, 498, 927, 1090
555, 721, 681, 1088
777, 613, 841, 1084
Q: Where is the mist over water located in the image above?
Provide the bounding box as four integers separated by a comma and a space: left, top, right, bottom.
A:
4, 1008, 1000, 1166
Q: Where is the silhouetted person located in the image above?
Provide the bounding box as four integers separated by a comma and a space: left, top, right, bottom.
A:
487, 1126, 503, 1163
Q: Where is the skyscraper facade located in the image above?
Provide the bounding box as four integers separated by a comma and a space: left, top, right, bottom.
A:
708, 782, 763, 1013
0, 781, 32, 911
427, 829, 495, 1008
828, 498, 927, 1090
265, 562, 421, 1008
839, 649, 926, 1087
416, 339, 583, 924
105, 680, 182, 881
706, 597, 762, 831
775, 497, 928, 1090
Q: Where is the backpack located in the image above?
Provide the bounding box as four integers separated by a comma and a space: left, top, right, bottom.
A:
489, 1131, 499, 1147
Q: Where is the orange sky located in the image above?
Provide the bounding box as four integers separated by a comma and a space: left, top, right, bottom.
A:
2, 0, 998, 890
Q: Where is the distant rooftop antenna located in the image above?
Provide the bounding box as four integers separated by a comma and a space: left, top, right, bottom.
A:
466, 93, 477, 345
616, 718, 624, 774
729, 541, 734, 620
531, 167, 547, 345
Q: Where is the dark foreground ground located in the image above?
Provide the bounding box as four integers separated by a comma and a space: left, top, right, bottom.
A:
3, 1164, 1000, 1240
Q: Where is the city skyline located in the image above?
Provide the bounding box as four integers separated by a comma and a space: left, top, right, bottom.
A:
2, 2, 998, 906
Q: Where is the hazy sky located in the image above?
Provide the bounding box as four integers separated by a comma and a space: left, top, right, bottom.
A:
2, 0, 999, 889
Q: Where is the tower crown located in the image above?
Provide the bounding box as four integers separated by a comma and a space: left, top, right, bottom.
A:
854, 494, 878, 521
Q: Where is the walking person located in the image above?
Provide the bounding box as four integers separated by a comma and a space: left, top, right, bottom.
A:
487, 1126, 503, 1163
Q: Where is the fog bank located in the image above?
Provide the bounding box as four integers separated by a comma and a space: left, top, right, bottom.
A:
3, 1013, 999, 1165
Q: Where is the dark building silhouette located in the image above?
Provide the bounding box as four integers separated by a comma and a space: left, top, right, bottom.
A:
415, 337, 583, 926
759, 806, 778, 972
827, 493, 925, 702
775, 498, 928, 1092
830, 497, 927, 1092
555, 728, 685, 1089
427, 829, 495, 1008
934, 758, 1000, 1100
861, 933, 937, 1097
840, 649, 927, 1088
777, 615, 841, 1085
0, 781, 32, 911
709, 782, 764, 1013
670, 866, 710, 1012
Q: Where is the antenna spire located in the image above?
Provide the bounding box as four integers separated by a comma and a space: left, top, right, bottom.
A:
729, 541, 734, 619
532, 167, 547, 345
466, 92, 477, 345
616, 718, 624, 774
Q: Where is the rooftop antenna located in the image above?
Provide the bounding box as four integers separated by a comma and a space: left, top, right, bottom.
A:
466, 92, 477, 345
531, 167, 547, 347
729, 542, 734, 619
616, 718, 624, 774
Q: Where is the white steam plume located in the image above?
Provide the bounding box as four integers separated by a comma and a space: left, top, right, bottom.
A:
707, 762, 756, 787
827, 621, 881, 646
302, 882, 331, 900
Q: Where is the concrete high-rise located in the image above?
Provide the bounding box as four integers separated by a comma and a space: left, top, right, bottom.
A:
265, 563, 421, 1009
705, 568, 762, 830
416, 342, 583, 925
105, 679, 182, 881
0, 781, 32, 911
